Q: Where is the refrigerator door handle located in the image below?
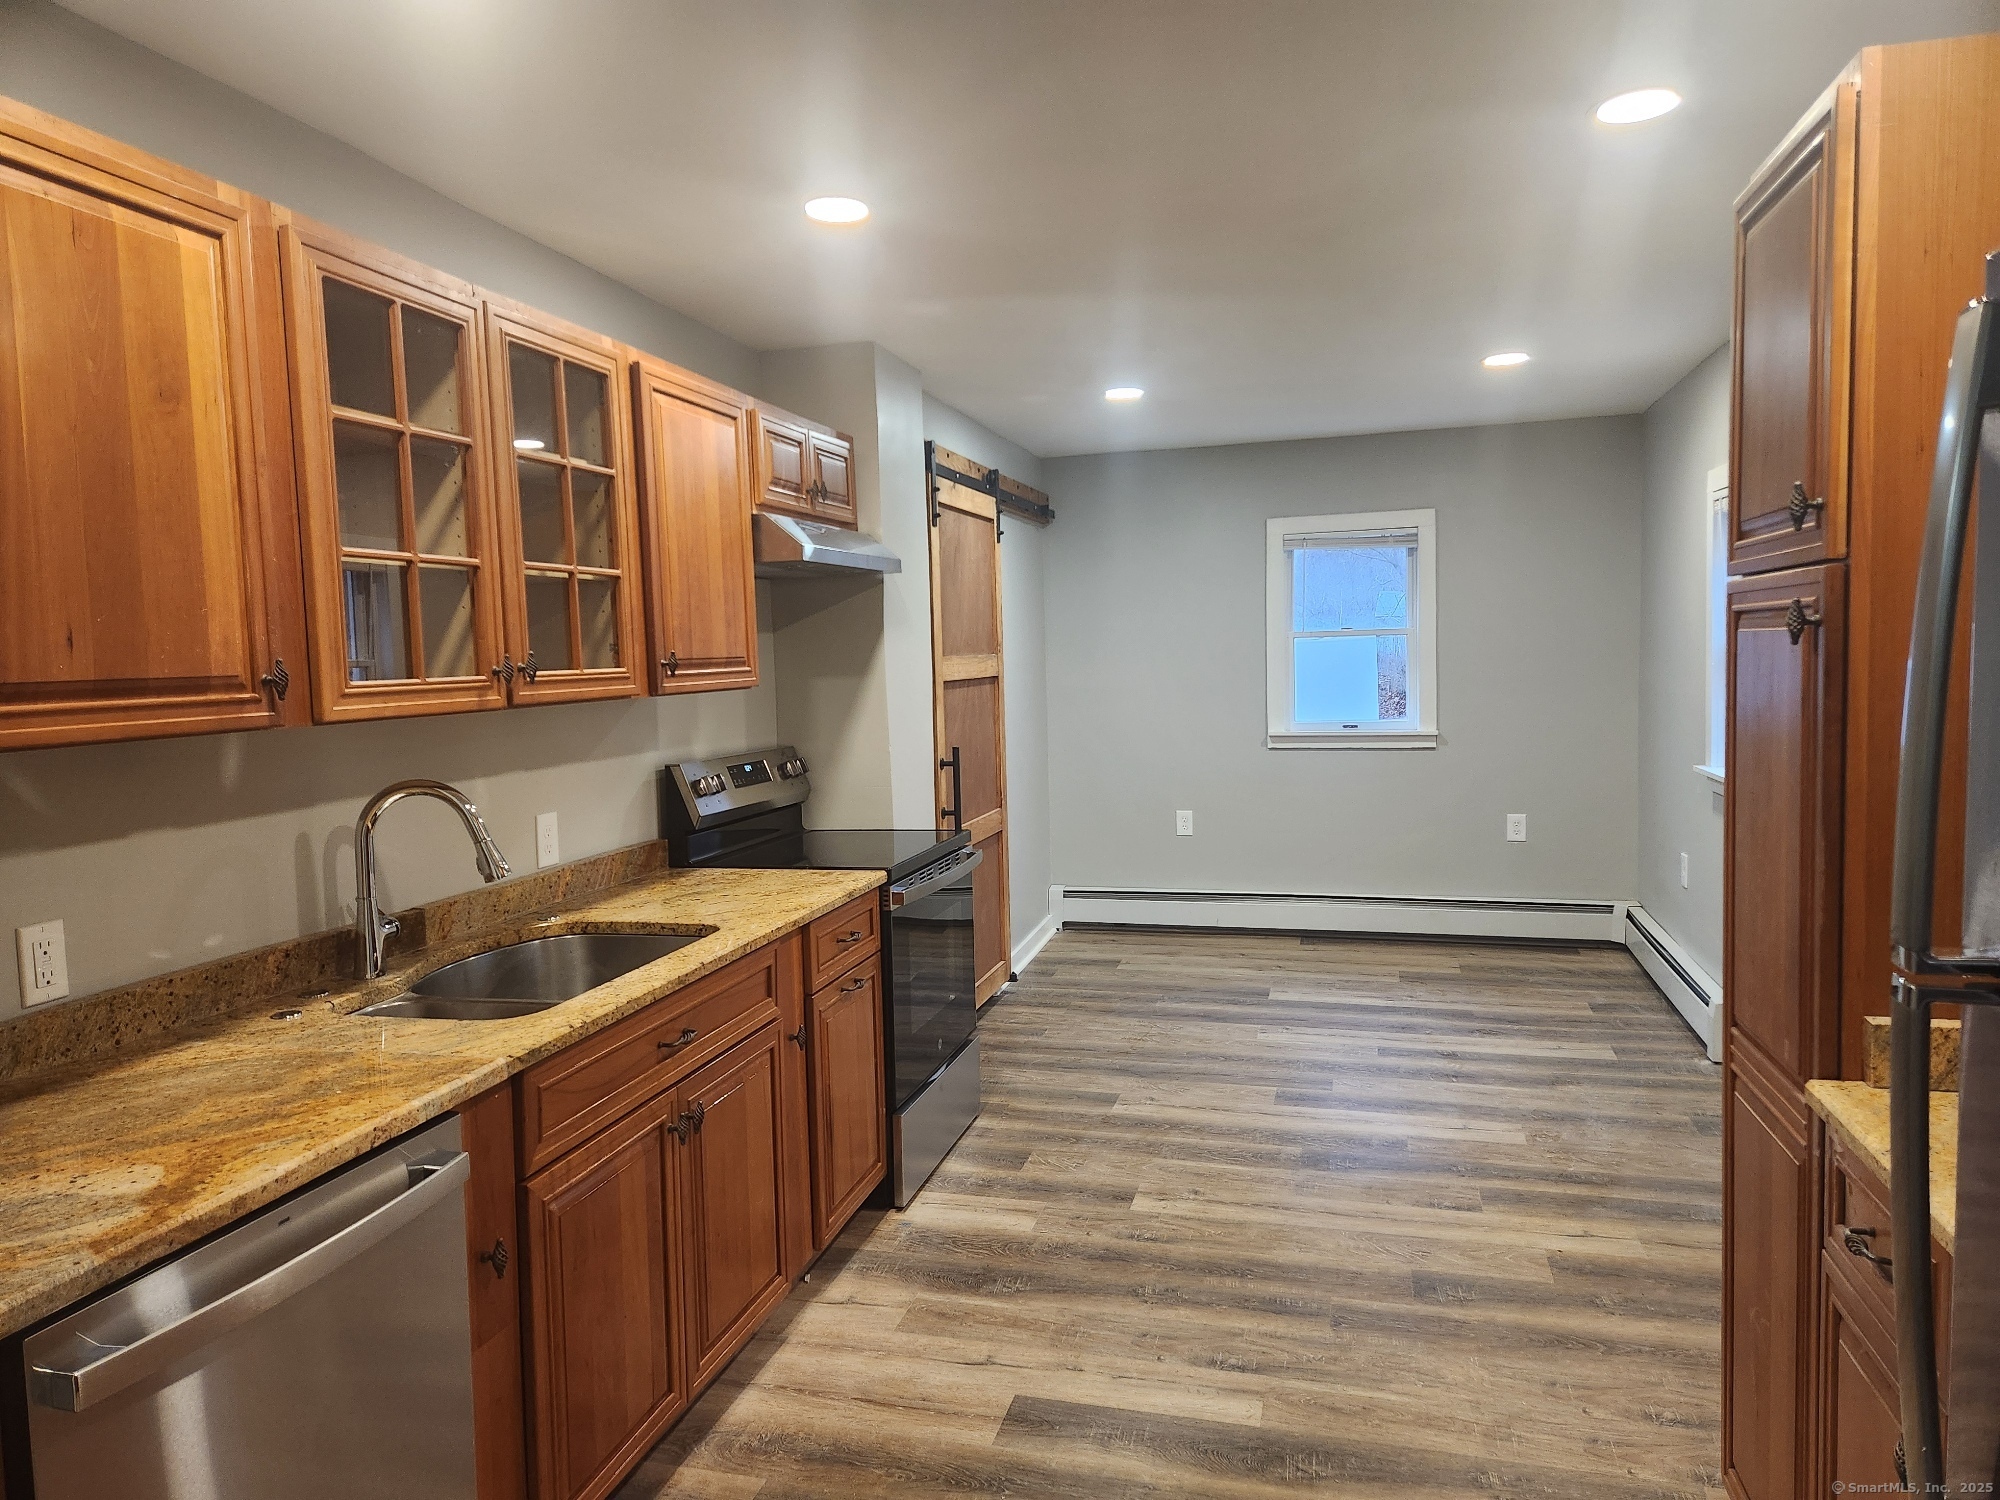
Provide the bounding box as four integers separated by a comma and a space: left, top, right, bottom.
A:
1889, 284, 2000, 1494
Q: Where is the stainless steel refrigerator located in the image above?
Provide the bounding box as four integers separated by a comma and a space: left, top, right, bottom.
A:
1891, 246, 2000, 1491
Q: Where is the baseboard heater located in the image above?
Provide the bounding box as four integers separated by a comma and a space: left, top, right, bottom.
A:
1622, 905, 1722, 1061
1056, 887, 1626, 944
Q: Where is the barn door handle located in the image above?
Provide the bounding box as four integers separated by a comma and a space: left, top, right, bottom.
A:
259, 658, 290, 702
940, 746, 963, 831
1785, 599, 1822, 645
1788, 480, 1826, 530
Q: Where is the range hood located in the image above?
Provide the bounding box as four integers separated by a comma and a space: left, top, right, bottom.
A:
753, 512, 902, 579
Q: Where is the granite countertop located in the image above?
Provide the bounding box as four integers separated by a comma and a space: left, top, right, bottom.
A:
1805, 1079, 1959, 1252
0, 862, 881, 1339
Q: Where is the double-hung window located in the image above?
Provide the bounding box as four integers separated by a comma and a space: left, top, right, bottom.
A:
1266, 508, 1437, 749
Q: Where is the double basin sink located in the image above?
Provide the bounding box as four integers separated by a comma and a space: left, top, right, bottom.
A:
355, 929, 715, 1021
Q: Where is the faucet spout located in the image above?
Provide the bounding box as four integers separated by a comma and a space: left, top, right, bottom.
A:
353, 779, 512, 980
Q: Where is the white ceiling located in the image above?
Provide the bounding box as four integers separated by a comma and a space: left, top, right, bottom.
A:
57, 0, 2000, 456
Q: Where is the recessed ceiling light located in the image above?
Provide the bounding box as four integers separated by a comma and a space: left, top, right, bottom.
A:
1104, 386, 1145, 402
1595, 88, 1682, 125
512, 438, 546, 450
1482, 352, 1531, 369
804, 196, 870, 224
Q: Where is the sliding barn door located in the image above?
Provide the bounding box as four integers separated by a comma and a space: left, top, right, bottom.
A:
930, 474, 1012, 1004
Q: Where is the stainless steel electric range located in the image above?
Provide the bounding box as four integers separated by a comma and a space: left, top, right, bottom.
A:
660, 746, 981, 1207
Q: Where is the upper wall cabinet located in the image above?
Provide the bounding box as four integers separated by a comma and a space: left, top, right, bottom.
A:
751, 403, 857, 529
279, 215, 508, 721
632, 359, 759, 695
0, 99, 307, 750
484, 300, 647, 705
1729, 73, 1856, 576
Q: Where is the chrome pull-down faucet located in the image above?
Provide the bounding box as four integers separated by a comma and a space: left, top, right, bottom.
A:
354, 779, 511, 979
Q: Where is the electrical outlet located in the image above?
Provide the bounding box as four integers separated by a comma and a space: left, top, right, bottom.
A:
1505, 814, 1527, 843
1175, 810, 1194, 837
1680, 852, 1690, 889
536, 812, 560, 870
16, 921, 69, 1006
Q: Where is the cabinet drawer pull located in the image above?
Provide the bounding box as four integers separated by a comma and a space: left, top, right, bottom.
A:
657, 1026, 699, 1053
840, 977, 867, 995
1785, 598, 1822, 645
787, 1026, 807, 1048
259, 658, 290, 702
1788, 480, 1826, 530
478, 1237, 510, 1278
836, 930, 866, 945
1840, 1224, 1894, 1280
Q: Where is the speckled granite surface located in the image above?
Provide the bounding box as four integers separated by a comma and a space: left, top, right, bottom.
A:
0, 857, 880, 1338
1805, 1079, 1959, 1251
1860, 1015, 1962, 1091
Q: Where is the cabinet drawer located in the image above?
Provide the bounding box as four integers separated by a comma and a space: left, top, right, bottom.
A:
518, 945, 779, 1174
807, 891, 880, 991
1823, 1135, 1896, 1328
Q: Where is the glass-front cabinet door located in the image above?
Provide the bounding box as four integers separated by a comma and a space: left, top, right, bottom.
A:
484, 300, 646, 704
281, 218, 506, 720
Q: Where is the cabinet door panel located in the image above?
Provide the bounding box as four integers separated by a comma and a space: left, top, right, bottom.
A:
752, 406, 813, 516
522, 1093, 683, 1500
678, 1025, 790, 1392
633, 362, 758, 694
808, 431, 856, 528
1730, 81, 1854, 574
1726, 565, 1845, 1083
1817, 1262, 1905, 1495
0, 107, 301, 747
810, 954, 888, 1249
1722, 1057, 1813, 1500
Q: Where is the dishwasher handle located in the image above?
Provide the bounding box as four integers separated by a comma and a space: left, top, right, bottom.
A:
28, 1149, 470, 1414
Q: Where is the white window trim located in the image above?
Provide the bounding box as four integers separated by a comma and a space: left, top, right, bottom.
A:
1265, 507, 1438, 750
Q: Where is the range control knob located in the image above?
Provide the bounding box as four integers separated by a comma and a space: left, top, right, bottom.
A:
779, 757, 808, 778
692, 774, 726, 798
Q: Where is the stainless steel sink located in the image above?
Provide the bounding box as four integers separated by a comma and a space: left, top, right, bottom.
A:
354, 930, 713, 1020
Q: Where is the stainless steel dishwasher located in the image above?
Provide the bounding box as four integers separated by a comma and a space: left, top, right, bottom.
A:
14, 1114, 477, 1499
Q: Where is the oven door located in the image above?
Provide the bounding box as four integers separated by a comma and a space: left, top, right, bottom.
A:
886, 847, 982, 1113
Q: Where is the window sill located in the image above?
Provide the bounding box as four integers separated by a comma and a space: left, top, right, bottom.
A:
1695, 764, 1725, 787
1267, 730, 1439, 750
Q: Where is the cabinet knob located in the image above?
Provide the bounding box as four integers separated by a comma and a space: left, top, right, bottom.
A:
259, 658, 290, 702
1785, 598, 1822, 645
478, 1237, 510, 1278
669, 1100, 707, 1142
521, 650, 540, 683
662, 650, 679, 677
787, 1025, 807, 1048
1788, 480, 1826, 530
493, 656, 516, 685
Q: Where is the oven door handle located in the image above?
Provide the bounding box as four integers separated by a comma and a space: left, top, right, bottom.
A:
889, 847, 982, 907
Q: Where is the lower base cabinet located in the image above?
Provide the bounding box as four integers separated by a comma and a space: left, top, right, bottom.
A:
500, 922, 889, 1500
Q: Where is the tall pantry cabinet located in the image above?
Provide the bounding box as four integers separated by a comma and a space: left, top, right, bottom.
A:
1721, 35, 2000, 1496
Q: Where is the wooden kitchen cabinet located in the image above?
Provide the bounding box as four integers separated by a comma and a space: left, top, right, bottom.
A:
1728, 72, 1856, 576
632, 359, 759, 694
521, 1088, 686, 1500
0, 97, 307, 749
752, 401, 858, 528
484, 298, 647, 706
460, 1086, 528, 1500
279, 214, 508, 721
808, 953, 888, 1250
807, 429, 856, 527
674, 1024, 793, 1393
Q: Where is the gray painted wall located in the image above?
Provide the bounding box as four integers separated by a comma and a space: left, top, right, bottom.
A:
1637, 347, 1731, 977
1042, 418, 1643, 902
0, 1, 784, 1017
922, 397, 1054, 954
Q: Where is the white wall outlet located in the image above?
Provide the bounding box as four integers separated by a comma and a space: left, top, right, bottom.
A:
1175, 810, 1194, 837
1505, 814, 1527, 843
536, 812, 560, 870
1680, 852, 1690, 889
16, 921, 69, 1006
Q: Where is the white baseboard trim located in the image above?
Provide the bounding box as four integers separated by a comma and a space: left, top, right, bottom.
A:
1011, 907, 1061, 978
1623, 904, 1723, 1061
1051, 887, 1628, 944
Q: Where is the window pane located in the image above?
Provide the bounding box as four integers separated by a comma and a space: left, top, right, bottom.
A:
322, 279, 395, 417
516, 458, 567, 564
411, 438, 468, 556
334, 423, 402, 552
343, 562, 409, 682
402, 307, 463, 434
525, 572, 574, 671
418, 565, 477, 679
508, 344, 559, 453
1292, 544, 1410, 632
1295, 634, 1410, 725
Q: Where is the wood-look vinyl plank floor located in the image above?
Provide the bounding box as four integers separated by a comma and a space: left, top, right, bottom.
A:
614, 927, 1724, 1499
